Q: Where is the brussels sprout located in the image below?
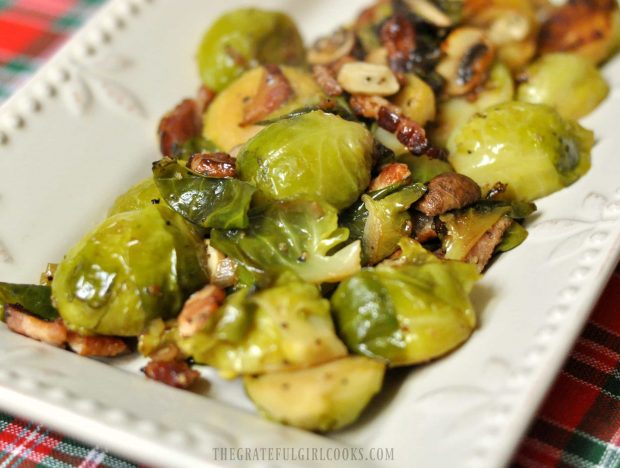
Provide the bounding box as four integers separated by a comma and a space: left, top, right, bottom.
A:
52, 206, 208, 336
178, 276, 347, 376
496, 222, 528, 253
237, 111, 373, 210
391, 74, 436, 126
0, 283, 57, 322
517, 53, 610, 120
448, 101, 594, 201
138, 318, 179, 357
203, 66, 325, 151
108, 178, 161, 216
196, 8, 305, 93
431, 62, 514, 147
244, 356, 385, 432
211, 200, 361, 284
341, 184, 427, 265
331, 239, 480, 365
153, 159, 256, 229
172, 136, 220, 162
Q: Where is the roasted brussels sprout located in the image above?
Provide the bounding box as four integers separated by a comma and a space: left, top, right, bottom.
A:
391, 73, 436, 126
196, 8, 305, 92
331, 239, 480, 366
178, 275, 347, 376
52, 206, 208, 336
153, 159, 256, 229
448, 101, 594, 201
108, 178, 161, 216
517, 53, 610, 120
237, 111, 373, 210
340, 184, 427, 265
0, 283, 57, 322
211, 199, 361, 284
244, 356, 385, 432
431, 61, 514, 147
397, 154, 454, 184
203, 66, 325, 151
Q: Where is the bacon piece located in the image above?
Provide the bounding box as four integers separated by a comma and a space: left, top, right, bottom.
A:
67, 332, 129, 357
377, 106, 429, 155
187, 152, 236, 178
349, 95, 392, 119
241, 65, 294, 126
4, 305, 67, 347
415, 173, 482, 216
143, 360, 200, 389
465, 216, 513, 272
178, 285, 226, 338
312, 65, 343, 96
369, 163, 412, 191
380, 14, 416, 73
157, 99, 202, 156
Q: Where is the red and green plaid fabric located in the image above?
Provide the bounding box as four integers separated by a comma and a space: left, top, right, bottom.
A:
2, 1, 620, 467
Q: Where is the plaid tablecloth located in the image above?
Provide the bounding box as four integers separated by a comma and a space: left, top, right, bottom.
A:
1, 1, 620, 467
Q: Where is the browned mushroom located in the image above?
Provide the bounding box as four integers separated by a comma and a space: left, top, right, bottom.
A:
308, 28, 356, 65
465, 216, 513, 272
415, 173, 482, 216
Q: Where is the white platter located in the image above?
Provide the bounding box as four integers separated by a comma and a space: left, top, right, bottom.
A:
1, 0, 620, 467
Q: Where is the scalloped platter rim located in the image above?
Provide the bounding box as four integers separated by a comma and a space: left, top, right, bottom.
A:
1, 0, 620, 467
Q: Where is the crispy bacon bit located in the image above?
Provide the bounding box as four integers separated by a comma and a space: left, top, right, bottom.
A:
377, 106, 429, 155
196, 85, 216, 114
465, 216, 513, 272
312, 65, 343, 96
67, 332, 129, 357
158, 99, 202, 156
412, 212, 438, 243
241, 65, 294, 126
5, 305, 67, 347
380, 14, 416, 73
143, 360, 200, 389
539, 0, 619, 64
178, 285, 226, 338
187, 152, 236, 178
415, 173, 482, 216
369, 163, 412, 191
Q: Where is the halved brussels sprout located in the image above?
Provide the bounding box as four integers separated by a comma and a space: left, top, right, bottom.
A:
204, 66, 325, 151
211, 199, 361, 284
196, 8, 305, 92
341, 184, 427, 265
397, 153, 454, 184
448, 101, 594, 201
108, 178, 161, 216
517, 53, 610, 120
244, 356, 385, 432
52, 206, 208, 336
0, 283, 57, 322
237, 111, 373, 210
153, 159, 256, 229
178, 276, 347, 376
391, 73, 436, 126
431, 61, 514, 147
331, 239, 480, 366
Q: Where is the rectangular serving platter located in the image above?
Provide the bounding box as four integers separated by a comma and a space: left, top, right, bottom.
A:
1, 0, 620, 466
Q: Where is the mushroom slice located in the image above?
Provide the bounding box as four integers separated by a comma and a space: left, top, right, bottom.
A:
436, 27, 496, 96
538, 0, 620, 65
415, 173, 482, 216
308, 28, 356, 65
465, 216, 513, 272
187, 152, 236, 178
404, 0, 452, 27
337, 62, 401, 96
4, 304, 67, 347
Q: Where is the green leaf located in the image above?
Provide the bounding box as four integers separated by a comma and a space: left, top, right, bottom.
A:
153, 158, 256, 229
495, 222, 528, 253
211, 199, 361, 284
0, 283, 58, 322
